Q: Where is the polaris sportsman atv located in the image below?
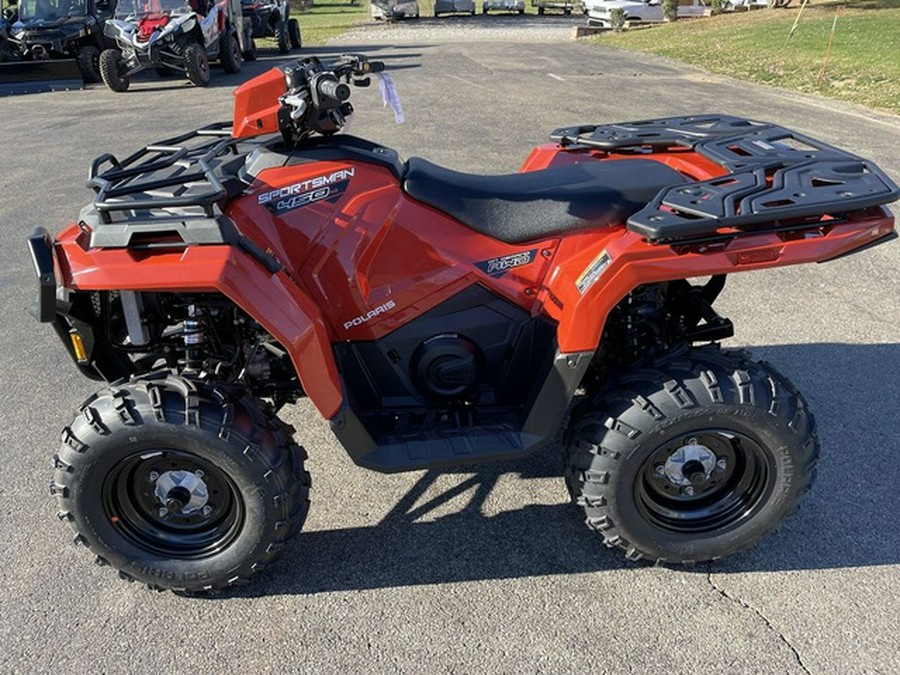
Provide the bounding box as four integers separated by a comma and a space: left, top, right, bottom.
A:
99, 0, 243, 91
240, 0, 299, 56
31, 55, 899, 593
2, 0, 116, 83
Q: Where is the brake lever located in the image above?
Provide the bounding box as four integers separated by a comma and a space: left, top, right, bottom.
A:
282, 94, 308, 121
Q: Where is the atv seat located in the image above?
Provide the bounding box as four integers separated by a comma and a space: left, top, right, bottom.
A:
403, 157, 685, 244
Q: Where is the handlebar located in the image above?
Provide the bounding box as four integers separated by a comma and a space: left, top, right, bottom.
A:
317, 79, 351, 102
277, 55, 392, 141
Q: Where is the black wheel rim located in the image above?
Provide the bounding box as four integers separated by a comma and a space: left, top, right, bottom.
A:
103, 449, 243, 559
635, 430, 775, 534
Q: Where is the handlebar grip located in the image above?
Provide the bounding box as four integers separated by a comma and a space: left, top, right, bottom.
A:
318, 79, 351, 102
369, 61, 385, 73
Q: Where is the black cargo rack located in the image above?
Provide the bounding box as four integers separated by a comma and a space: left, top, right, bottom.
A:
84, 122, 247, 248
551, 115, 900, 244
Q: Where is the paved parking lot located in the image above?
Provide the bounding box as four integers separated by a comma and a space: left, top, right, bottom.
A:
0, 20, 899, 674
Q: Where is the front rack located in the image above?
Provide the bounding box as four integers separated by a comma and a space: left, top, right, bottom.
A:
551, 115, 900, 244
83, 122, 247, 248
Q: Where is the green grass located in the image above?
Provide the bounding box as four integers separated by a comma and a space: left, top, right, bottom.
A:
598, 0, 900, 113
257, 1, 369, 47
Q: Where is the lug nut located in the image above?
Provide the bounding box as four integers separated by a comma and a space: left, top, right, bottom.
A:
158, 507, 168, 517
655, 464, 665, 476
149, 471, 159, 482
716, 458, 727, 471
683, 486, 695, 496
194, 469, 204, 478
202, 505, 212, 517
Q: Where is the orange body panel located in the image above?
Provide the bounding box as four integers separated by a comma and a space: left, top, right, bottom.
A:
55, 135, 897, 418
54, 224, 343, 419
232, 68, 285, 139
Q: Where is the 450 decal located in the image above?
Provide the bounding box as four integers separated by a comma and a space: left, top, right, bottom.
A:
259, 169, 355, 216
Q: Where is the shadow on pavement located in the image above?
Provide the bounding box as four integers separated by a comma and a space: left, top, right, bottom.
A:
226, 342, 900, 598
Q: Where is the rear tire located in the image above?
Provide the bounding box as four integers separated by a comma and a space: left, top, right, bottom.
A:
76, 44, 101, 83
51, 373, 311, 593
288, 18, 301, 49
99, 48, 129, 92
274, 19, 290, 54
242, 28, 257, 61
183, 42, 210, 87
219, 31, 241, 74
564, 345, 818, 563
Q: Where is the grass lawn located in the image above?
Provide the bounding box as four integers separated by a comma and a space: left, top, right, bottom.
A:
598, 0, 900, 113
259, 1, 370, 47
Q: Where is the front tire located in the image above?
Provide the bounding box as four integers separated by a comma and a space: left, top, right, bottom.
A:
183, 42, 210, 87
242, 27, 257, 61
51, 373, 310, 593
274, 19, 290, 54
76, 44, 101, 83
288, 18, 302, 49
99, 48, 129, 92
218, 31, 242, 74
565, 345, 818, 563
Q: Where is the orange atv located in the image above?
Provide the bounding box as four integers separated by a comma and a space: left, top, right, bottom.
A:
30, 55, 898, 592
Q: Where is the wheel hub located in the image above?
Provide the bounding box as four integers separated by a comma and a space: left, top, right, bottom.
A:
153, 469, 209, 515
662, 442, 717, 488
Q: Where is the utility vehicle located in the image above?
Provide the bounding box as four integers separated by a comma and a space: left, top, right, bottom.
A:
31, 55, 899, 593
99, 0, 244, 91
1, 0, 115, 85
241, 0, 299, 55
371, 0, 419, 20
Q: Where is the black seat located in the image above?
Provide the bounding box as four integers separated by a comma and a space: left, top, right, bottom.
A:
403, 157, 686, 244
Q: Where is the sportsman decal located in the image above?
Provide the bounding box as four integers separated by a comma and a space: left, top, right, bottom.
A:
258, 169, 355, 216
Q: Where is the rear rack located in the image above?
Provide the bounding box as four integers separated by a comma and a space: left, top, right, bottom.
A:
551, 115, 900, 244
84, 122, 247, 248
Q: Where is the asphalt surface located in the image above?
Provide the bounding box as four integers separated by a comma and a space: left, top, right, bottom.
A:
1, 18, 899, 674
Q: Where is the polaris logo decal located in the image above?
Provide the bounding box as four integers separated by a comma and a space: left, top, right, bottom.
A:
258, 169, 355, 215
474, 249, 537, 278
343, 300, 396, 330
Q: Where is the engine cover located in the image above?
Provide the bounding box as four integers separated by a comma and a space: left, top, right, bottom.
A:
333, 284, 557, 412
411, 334, 481, 399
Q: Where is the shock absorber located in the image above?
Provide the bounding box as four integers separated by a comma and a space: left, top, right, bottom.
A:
181, 305, 205, 374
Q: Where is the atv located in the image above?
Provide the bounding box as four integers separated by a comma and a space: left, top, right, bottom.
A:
241, 0, 299, 56
99, 0, 244, 91
2, 0, 116, 83
30, 55, 899, 593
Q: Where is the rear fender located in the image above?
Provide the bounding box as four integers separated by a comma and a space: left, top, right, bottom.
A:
54, 224, 343, 419
543, 208, 896, 353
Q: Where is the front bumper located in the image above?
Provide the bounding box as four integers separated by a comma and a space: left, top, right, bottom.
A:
27, 227, 106, 381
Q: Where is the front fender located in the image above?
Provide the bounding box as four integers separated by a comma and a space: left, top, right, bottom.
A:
54, 224, 344, 419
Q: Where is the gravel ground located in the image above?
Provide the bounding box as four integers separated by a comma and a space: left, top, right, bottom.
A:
336, 14, 584, 43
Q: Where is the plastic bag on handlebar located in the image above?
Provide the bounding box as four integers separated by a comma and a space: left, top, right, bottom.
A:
376, 72, 404, 125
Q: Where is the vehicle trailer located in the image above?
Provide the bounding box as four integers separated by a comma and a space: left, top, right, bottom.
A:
531, 0, 576, 14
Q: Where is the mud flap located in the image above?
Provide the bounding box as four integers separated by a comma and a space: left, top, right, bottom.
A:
0, 60, 84, 95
